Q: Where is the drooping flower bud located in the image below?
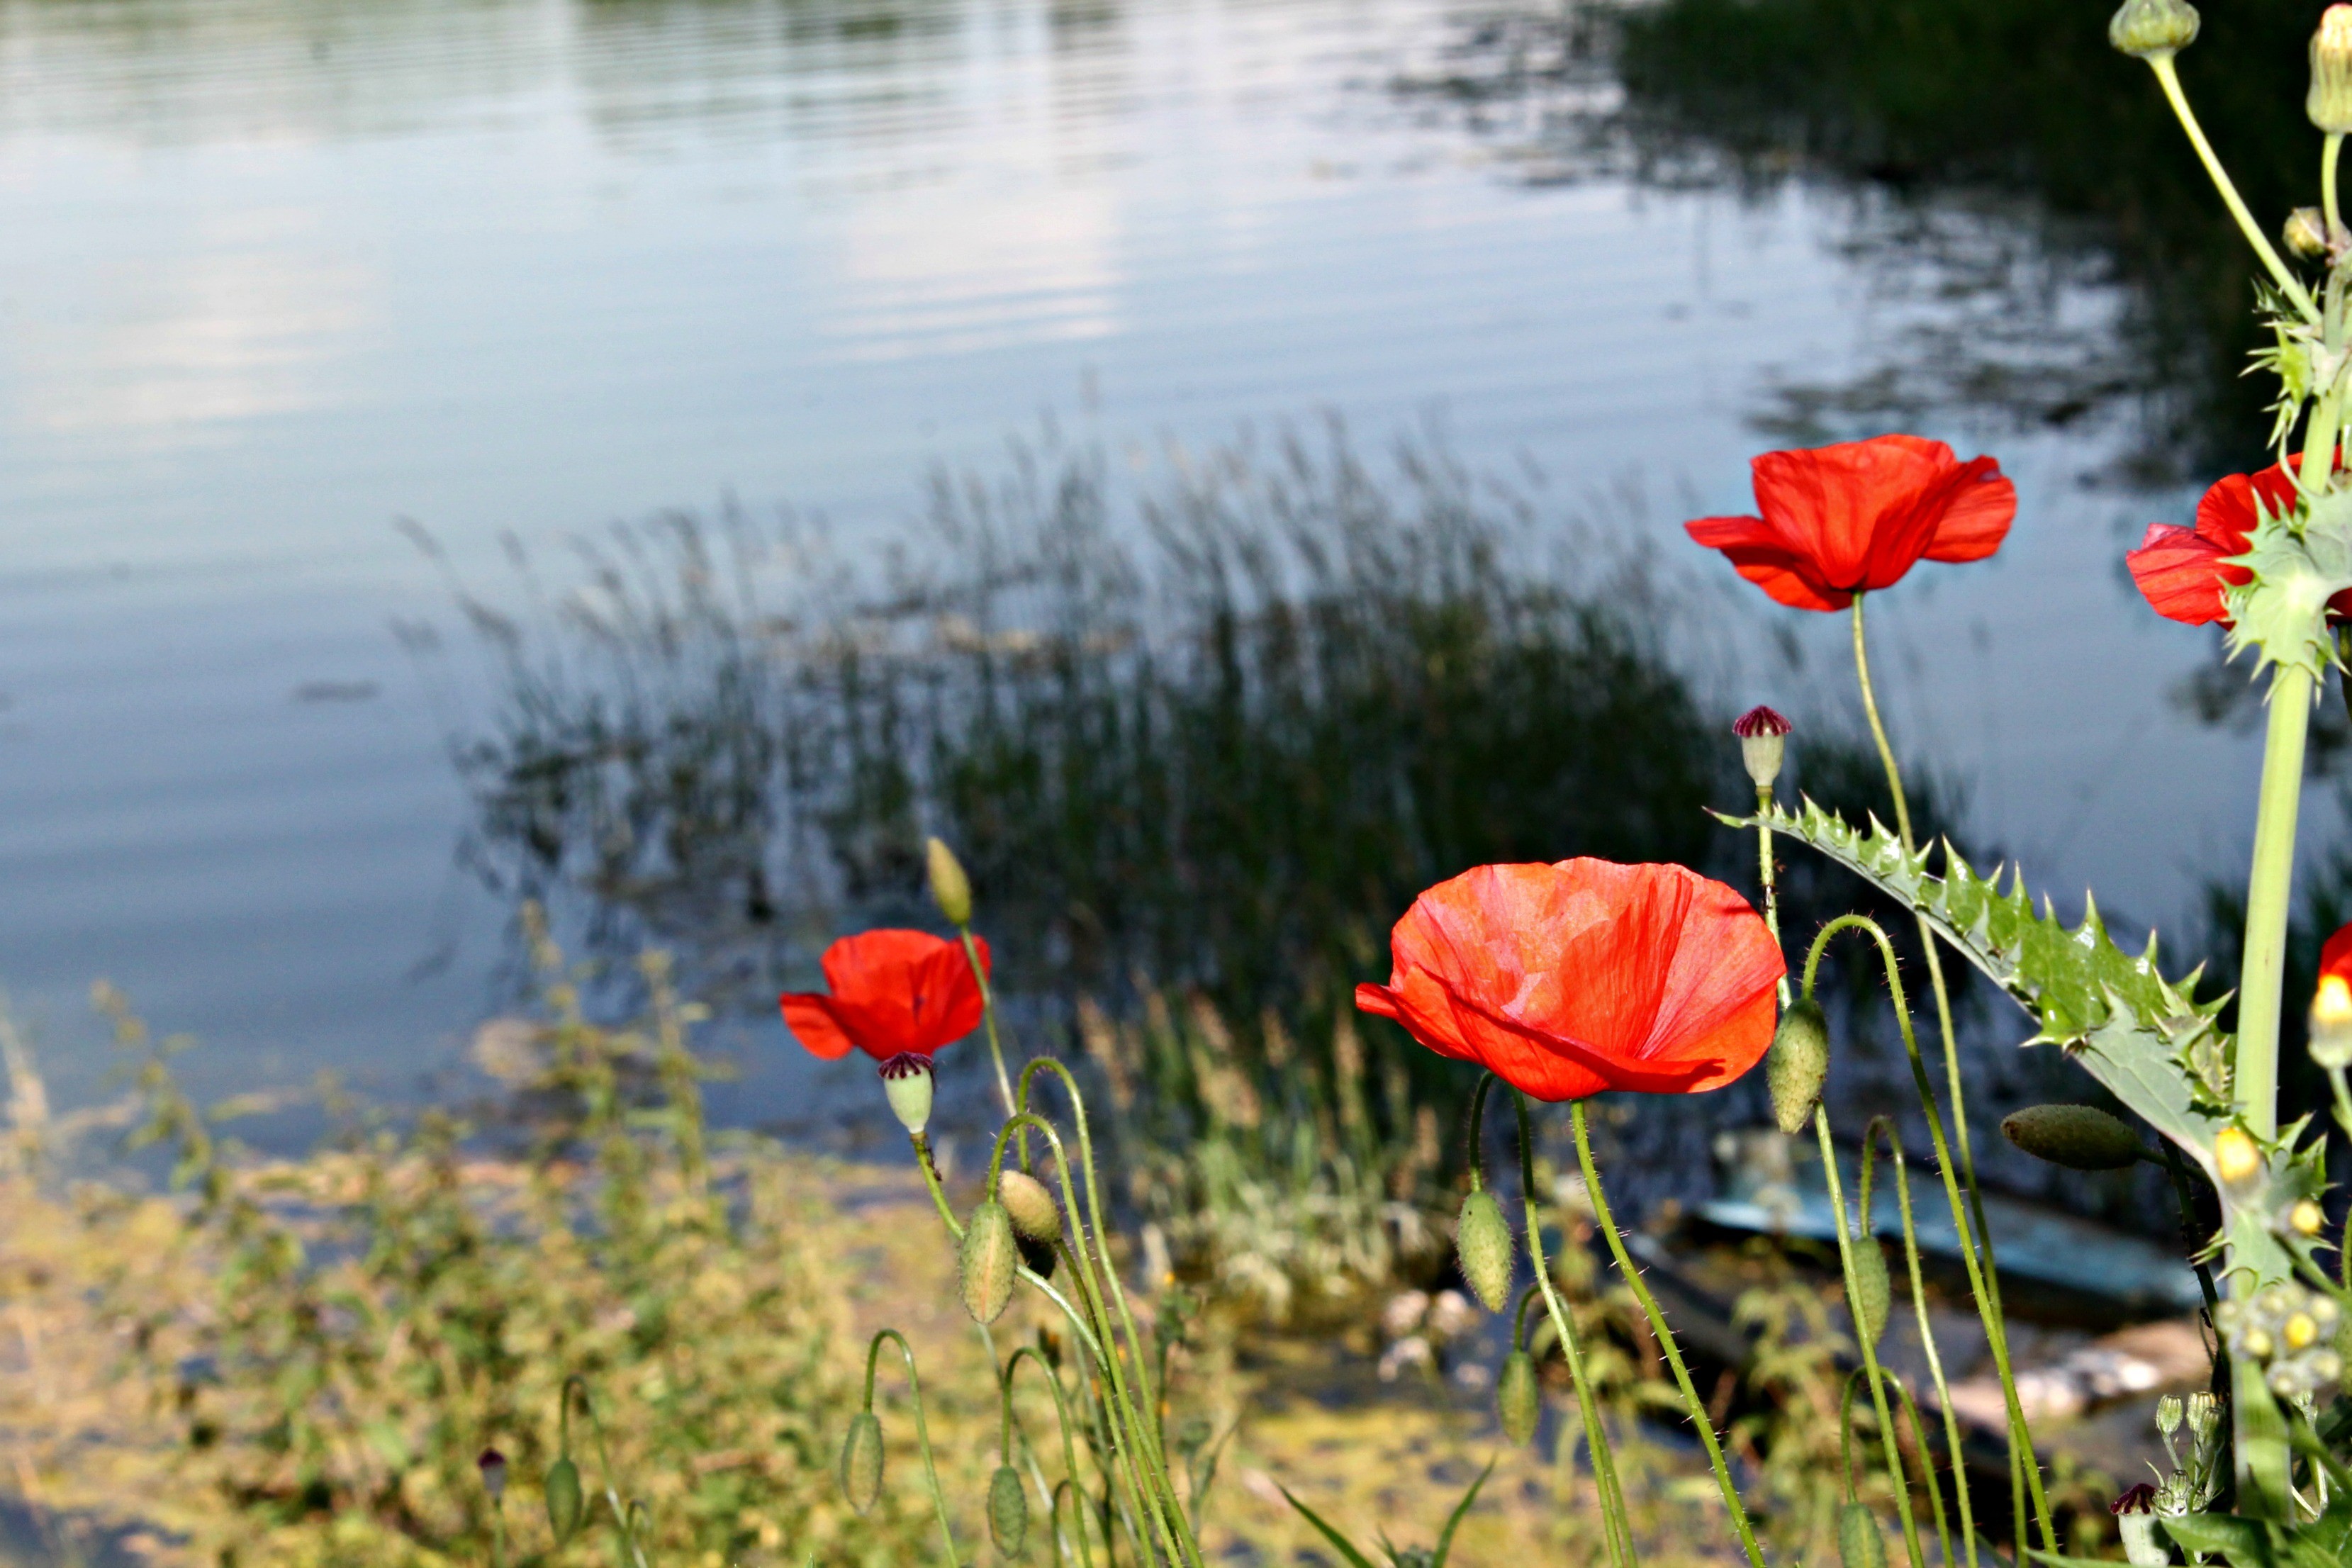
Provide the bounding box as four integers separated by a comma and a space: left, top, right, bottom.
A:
1839, 1501, 1890, 1568
2214, 1124, 2264, 1197
961, 1199, 1019, 1323
2107, 0, 2199, 60
1999, 1104, 2144, 1171
988, 1464, 1029, 1555
839, 1411, 885, 1513
544, 1456, 585, 1544
2288, 207, 2332, 260
926, 836, 973, 927
2312, 972, 2352, 1069
1732, 705, 1792, 790
1455, 1189, 1514, 1312
1496, 1350, 1540, 1444
1766, 999, 1829, 1136
878, 1053, 935, 1136
476, 1447, 508, 1501
2314, 6, 2352, 133
1847, 1233, 1891, 1348
999, 1170, 1063, 1245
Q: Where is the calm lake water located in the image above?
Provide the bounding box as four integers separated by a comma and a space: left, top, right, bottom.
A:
0, 0, 2283, 1127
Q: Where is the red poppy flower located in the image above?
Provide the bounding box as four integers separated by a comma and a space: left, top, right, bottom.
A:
780, 929, 991, 1061
1685, 435, 2016, 612
2125, 451, 2351, 626
1355, 858, 1784, 1102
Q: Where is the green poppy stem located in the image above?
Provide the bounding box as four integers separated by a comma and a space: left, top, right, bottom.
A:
2237, 662, 2315, 1141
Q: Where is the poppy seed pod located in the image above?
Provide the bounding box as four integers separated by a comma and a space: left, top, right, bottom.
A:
878, 1053, 935, 1136
926, 836, 973, 928
2315, 6, 2352, 133
1847, 1233, 1891, 1348
961, 1199, 1019, 1323
2107, 0, 2198, 60
476, 1447, 508, 1501
1732, 705, 1792, 790
1839, 1501, 1890, 1568
839, 1411, 885, 1514
1496, 1350, 1540, 1444
1766, 999, 1830, 1136
987, 1464, 1029, 1555
999, 1170, 1063, 1245
544, 1456, 585, 1544
1455, 1189, 1515, 1312
2000, 1104, 2144, 1171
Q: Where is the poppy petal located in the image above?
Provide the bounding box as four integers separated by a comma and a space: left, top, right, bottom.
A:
1684, 516, 1850, 612
1920, 457, 2016, 563
779, 993, 858, 1060
2125, 523, 2234, 625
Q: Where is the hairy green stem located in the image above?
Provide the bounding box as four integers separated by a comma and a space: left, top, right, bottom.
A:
1816, 1109, 1925, 1568
1880, 1126, 1976, 1568
1512, 1087, 1635, 1568
1573, 1099, 1765, 1568
2147, 55, 2318, 320
2239, 663, 2316, 1139
866, 1330, 962, 1567
957, 926, 1019, 1120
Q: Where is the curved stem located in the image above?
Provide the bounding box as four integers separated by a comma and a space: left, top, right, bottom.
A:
2147, 55, 2318, 321
1006, 1346, 1102, 1568
1817, 1107, 1924, 1568
1887, 1373, 1953, 1568
1513, 1087, 1635, 1568
2239, 662, 2316, 1140
867, 1330, 961, 1567
1882, 1126, 1976, 1568
1573, 1099, 1765, 1568
1801, 914, 2056, 1549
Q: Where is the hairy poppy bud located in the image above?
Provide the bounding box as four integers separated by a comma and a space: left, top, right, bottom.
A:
988, 1464, 1029, 1555
2289, 207, 2333, 261
1496, 1350, 1540, 1444
1766, 999, 1829, 1136
999, 1170, 1063, 1245
476, 1447, 508, 1501
878, 1053, 935, 1136
2214, 1125, 2264, 1197
1839, 1501, 1889, 1568
2108, 0, 2198, 60
2316, 6, 2352, 133
2000, 1104, 2143, 1170
839, 1411, 884, 1513
1732, 705, 1792, 790
1455, 1189, 1514, 1312
1847, 1233, 1891, 1348
2312, 972, 2352, 1069
544, 1456, 585, 1544
926, 836, 974, 927
962, 1199, 1019, 1323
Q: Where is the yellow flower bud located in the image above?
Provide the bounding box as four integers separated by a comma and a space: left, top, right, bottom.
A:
2287, 1311, 2320, 1351
2292, 1198, 2326, 1236
2108, 0, 2199, 60
926, 836, 974, 927
2317, 6, 2352, 133
2214, 1125, 2263, 1192
2313, 972, 2352, 1068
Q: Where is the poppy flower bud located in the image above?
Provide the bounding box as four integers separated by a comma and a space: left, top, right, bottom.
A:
926, 836, 973, 927
987, 1464, 1029, 1555
839, 1411, 884, 1513
999, 1170, 1063, 1245
2214, 1124, 2265, 1197
1839, 1501, 1889, 1568
1847, 1233, 1891, 1348
1732, 705, 1792, 790
1766, 999, 1830, 1136
476, 1447, 508, 1501
2107, 0, 2198, 60
1999, 1104, 2144, 1171
2312, 972, 2352, 1069
544, 1456, 585, 1544
1455, 1189, 1515, 1312
2316, 6, 2352, 133
2289, 207, 2333, 260
878, 1053, 935, 1136
961, 1199, 1019, 1323
1496, 1350, 1540, 1444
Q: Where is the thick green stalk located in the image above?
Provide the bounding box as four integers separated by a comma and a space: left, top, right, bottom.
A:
1572, 1100, 1766, 1568
1813, 1109, 1925, 1568
1513, 1090, 1635, 1568
2329, 133, 2346, 244
2146, 56, 2318, 321
2238, 663, 2315, 1139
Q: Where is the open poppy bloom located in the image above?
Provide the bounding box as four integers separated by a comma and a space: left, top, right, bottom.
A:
1355, 858, 1784, 1102
2126, 451, 2351, 626
780, 929, 990, 1060
1684, 435, 2015, 612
